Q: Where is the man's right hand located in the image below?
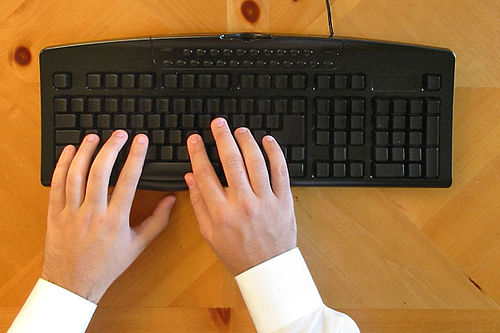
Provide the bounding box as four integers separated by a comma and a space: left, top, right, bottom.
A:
184, 117, 297, 275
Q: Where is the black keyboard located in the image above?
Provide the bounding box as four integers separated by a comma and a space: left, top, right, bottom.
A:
40, 33, 455, 190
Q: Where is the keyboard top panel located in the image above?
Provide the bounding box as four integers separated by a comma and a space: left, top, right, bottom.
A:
40, 35, 455, 190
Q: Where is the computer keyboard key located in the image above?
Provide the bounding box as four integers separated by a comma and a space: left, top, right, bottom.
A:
316, 115, 330, 129
156, 98, 169, 113
139, 98, 152, 113
142, 163, 192, 181
80, 114, 93, 128
54, 98, 68, 112
249, 115, 263, 129
164, 74, 178, 88
198, 115, 211, 129
55, 130, 80, 144
333, 131, 347, 145
288, 163, 304, 177
408, 163, 422, 178
215, 74, 229, 88
424, 74, 441, 90
97, 114, 111, 128
292, 75, 306, 89
160, 146, 173, 160
121, 74, 135, 88
333, 163, 346, 177
375, 147, 389, 162
333, 98, 347, 114
105, 98, 118, 112
350, 163, 364, 177
241, 99, 254, 114
87, 74, 102, 89
207, 98, 221, 114
223, 99, 237, 113
182, 115, 195, 128
122, 98, 135, 113
374, 99, 390, 114
392, 132, 405, 145
315, 162, 330, 177
55, 115, 76, 128
350, 131, 364, 145
139, 74, 154, 88
409, 131, 422, 145
148, 114, 161, 128
241, 74, 255, 88
182, 74, 195, 88
199, 75, 212, 88
410, 99, 424, 114
316, 131, 330, 145
71, 98, 84, 112
409, 147, 422, 161
351, 74, 365, 90
253, 130, 267, 145
87, 98, 101, 113
333, 147, 347, 161
392, 99, 407, 114
292, 99, 306, 114
165, 114, 177, 128
392, 116, 406, 129
275, 99, 288, 113
409, 116, 423, 130
257, 75, 271, 88
104, 74, 119, 88
392, 147, 405, 162
151, 130, 165, 144
425, 148, 439, 178
316, 75, 331, 90
202, 130, 215, 145
275, 75, 288, 88
291, 147, 305, 161
316, 99, 331, 114
169, 130, 181, 144
54, 73, 71, 89
146, 146, 157, 160
374, 163, 405, 178
426, 98, 440, 114
333, 115, 347, 129
426, 116, 439, 145
176, 146, 189, 161
375, 131, 389, 145
266, 115, 280, 129
351, 99, 365, 114
232, 114, 246, 128
351, 115, 364, 129
173, 99, 186, 113
334, 75, 348, 89
130, 115, 144, 128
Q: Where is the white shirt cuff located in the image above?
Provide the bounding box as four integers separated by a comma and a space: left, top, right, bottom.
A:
8, 278, 97, 333
235, 247, 324, 333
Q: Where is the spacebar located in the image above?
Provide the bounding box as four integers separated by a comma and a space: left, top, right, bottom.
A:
142, 163, 192, 181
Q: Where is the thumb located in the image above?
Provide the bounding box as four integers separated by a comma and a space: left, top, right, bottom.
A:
133, 195, 176, 250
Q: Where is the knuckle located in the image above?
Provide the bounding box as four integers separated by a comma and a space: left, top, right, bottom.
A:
119, 172, 138, 187
226, 155, 243, 169
239, 198, 257, 218
90, 167, 108, 182
198, 165, 213, 179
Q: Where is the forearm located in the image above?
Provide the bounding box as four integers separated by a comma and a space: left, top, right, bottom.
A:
8, 278, 96, 333
235, 248, 359, 333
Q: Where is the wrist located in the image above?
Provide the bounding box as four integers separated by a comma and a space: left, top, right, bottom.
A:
41, 270, 106, 304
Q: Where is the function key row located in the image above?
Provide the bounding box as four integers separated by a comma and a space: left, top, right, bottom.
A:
87, 73, 155, 89
373, 98, 440, 114
315, 74, 365, 90
54, 96, 307, 115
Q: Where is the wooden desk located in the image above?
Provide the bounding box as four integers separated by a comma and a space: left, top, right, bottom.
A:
0, 0, 499, 331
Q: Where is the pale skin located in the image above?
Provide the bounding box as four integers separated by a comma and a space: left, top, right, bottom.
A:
42, 117, 297, 303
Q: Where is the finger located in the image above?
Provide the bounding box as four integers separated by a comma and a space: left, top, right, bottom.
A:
133, 195, 176, 251
187, 134, 226, 205
109, 134, 148, 216
211, 118, 252, 193
234, 127, 271, 196
48, 145, 76, 216
84, 130, 128, 211
185, 173, 212, 239
262, 135, 291, 198
65, 134, 100, 210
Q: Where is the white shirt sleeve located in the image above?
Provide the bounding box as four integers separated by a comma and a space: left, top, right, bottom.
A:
8, 278, 97, 333
235, 247, 360, 333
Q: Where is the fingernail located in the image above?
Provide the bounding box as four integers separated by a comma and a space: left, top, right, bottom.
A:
137, 135, 147, 144
185, 175, 193, 187
86, 134, 97, 142
264, 136, 273, 142
189, 135, 199, 144
114, 130, 126, 138
214, 118, 226, 127
236, 127, 248, 134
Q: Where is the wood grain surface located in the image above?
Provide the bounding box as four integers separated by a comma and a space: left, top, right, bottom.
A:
0, 0, 499, 332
